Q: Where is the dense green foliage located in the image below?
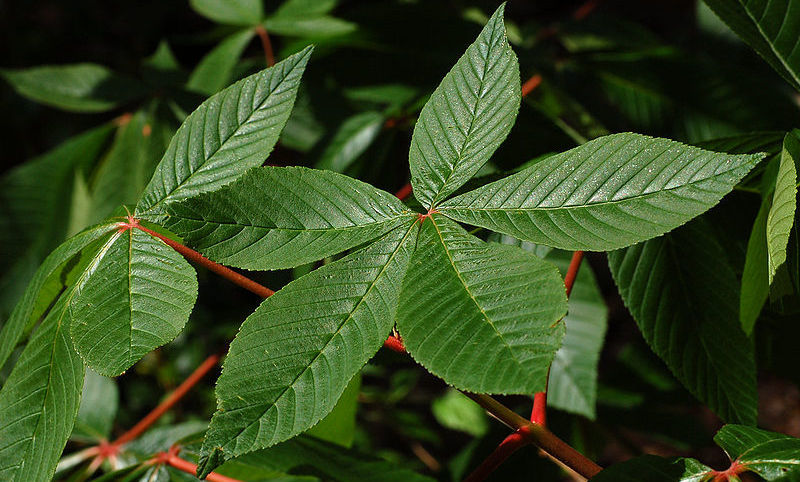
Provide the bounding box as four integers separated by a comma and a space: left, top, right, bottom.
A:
2, 1, 800, 481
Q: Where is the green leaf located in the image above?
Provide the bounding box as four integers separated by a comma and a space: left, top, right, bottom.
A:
544, 250, 608, 419
608, 220, 758, 425
702, 0, 800, 91
189, 0, 263, 26
0, 296, 85, 481
88, 110, 175, 224
409, 4, 520, 208
306, 373, 360, 447
71, 368, 119, 442
396, 214, 567, 394
740, 131, 798, 333
431, 388, 489, 437
164, 166, 413, 270
441, 133, 762, 251
591, 455, 711, 482
264, 16, 357, 38
135, 47, 313, 219
69, 227, 198, 376
187, 29, 255, 96
0, 223, 117, 372
715, 425, 793, 460
0, 125, 114, 318
1, 64, 146, 112
198, 222, 417, 475
316, 111, 385, 173
214, 435, 434, 482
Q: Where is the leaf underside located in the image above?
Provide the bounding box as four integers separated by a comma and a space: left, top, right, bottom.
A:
608, 219, 758, 425
441, 133, 762, 251
165, 166, 413, 270
409, 4, 521, 208
198, 221, 417, 476
396, 214, 567, 394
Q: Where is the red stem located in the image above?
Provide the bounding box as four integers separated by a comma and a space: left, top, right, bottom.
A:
165, 454, 240, 482
383, 335, 406, 352
395, 183, 413, 201
564, 250, 585, 298
521, 74, 543, 98
531, 391, 548, 425
112, 354, 220, 446
254, 25, 275, 67
464, 432, 528, 482
133, 224, 275, 299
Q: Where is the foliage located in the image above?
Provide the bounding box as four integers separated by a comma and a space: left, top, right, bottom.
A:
1, 0, 800, 481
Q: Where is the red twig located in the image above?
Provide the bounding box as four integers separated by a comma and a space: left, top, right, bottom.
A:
395, 183, 413, 201
564, 250, 585, 298
521, 74, 543, 98
254, 25, 275, 67
130, 222, 274, 298
112, 354, 221, 446
531, 391, 548, 425
464, 431, 528, 482
153, 446, 241, 482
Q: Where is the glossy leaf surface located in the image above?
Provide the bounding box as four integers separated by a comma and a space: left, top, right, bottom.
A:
199, 223, 417, 475
136, 47, 312, 218
165, 166, 413, 270
409, 4, 520, 207
69, 227, 198, 376
442, 133, 762, 251
396, 214, 567, 394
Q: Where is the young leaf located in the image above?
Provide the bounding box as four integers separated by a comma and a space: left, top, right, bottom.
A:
187, 29, 256, 95
740, 130, 799, 333
1, 64, 146, 112
164, 166, 413, 270
0, 296, 85, 481
189, 0, 263, 26
702, 0, 800, 91
69, 227, 198, 376
396, 214, 567, 394
135, 46, 313, 219
316, 111, 385, 173
440, 133, 762, 251
544, 250, 608, 419
409, 4, 520, 208
198, 222, 418, 475
0, 223, 117, 371
608, 220, 758, 425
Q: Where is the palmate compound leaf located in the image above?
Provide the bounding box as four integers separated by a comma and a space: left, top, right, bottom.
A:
439, 133, 763, 252
0, 295, 85, 481
396, 214, 567, 394
164, 166, 413, 270
69, 226, 198, 376
198, 221, 418, 477
0, 222, 117, 371
409, 3, 521, 208
740, 130, 800, 333
135, 46, 313, 220
702, 0, 800, 92
608, 219, 758, 425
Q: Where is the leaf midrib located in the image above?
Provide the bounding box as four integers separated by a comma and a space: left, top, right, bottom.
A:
142, 53, 304, 214
217, 221, 417, 452
429, 216, 524, 370
736, 0, 800, 88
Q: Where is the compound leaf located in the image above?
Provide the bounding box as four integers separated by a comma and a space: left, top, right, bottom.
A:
702, 0, 800, 91
0, 296, 85, 481
198, 222, 417, 476
441, 133, 762, 251
409, 4, 520, 208
396, 214, 567, 394
135, 47, 312, 219
608, 220, 758, 425
1, 64, 146, 112
69, 227, 198, 376
165, 166, 413, 270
